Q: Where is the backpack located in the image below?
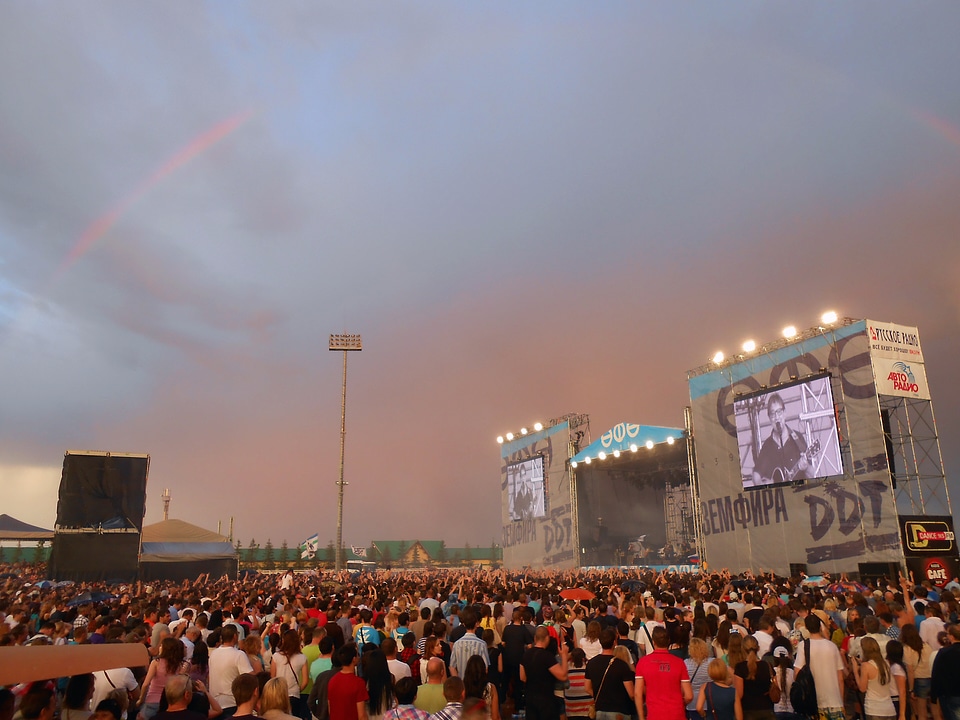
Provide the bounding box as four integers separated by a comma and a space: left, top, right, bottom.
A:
789, 639, 818, 719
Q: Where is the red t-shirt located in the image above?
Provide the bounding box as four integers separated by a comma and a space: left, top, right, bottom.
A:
327, 670, 369, 720
635, 649, 689, 720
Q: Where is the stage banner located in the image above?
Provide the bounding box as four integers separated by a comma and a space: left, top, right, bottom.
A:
688, 320, 903, 575
866, 320, 924, 362
871, 355, 931, 400
500, 421, 576, 569
899, 515, 958, 586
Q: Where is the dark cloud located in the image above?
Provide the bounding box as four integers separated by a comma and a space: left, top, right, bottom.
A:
0, 4, 958, 547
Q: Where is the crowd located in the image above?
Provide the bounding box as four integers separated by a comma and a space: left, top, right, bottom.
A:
1, 562, 959, 720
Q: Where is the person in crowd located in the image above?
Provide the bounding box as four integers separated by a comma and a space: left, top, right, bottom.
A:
415, 658, 449, 715
521, 626, 569, 720
851, 637, 898, 720
732, 636, 775, 720
389, 678, 430, 720
361, 649, 396, 720
795, 614, 845, 720
684, 638, 712, 720
564, 648, 594, 720
272, 629, 308, 719
585, 628, 634, 720
139, 638, 189, 720
209, 624, 255, 715
635, 626, 691, 720
696, 659, 742, 720
462, 655, 500, 720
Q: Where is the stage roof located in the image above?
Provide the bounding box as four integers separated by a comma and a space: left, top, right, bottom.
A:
0, 514, 54, 541
141, 518, 235, 560
570, 423, 684, 465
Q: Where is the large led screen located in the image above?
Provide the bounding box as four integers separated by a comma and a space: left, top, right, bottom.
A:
734, 373, 843, 490
507, 455, 546, 521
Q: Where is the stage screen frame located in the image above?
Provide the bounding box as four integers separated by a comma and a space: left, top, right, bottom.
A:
506, 455, 547, 521
734, 373, 843, 491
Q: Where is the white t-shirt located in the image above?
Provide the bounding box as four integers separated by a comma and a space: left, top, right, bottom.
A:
209, 645, 254, 708
91, 668, 138, 710
795, 638, 844, 710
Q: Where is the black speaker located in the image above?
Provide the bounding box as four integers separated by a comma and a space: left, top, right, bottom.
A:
858, 561, 901, 588
880, 410, 898, 489
48, 532, 141, 582
56, 452, 149, 531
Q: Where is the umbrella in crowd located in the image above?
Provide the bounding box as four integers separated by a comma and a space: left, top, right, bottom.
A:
559, 587, 595, 601
66, 590, 116, 607
826, 580, 869, 594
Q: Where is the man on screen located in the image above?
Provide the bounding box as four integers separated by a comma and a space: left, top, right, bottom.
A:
751, 392, 810, 485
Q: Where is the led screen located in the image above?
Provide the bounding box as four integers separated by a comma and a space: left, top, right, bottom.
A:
507, 455, 546, 521
734, 374, 843, 490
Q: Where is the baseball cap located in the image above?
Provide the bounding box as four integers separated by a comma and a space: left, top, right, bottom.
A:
773, 646, 790, 658
643, 591, 653, 598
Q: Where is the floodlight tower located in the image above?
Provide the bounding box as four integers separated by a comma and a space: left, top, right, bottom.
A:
329, 333, 362, 571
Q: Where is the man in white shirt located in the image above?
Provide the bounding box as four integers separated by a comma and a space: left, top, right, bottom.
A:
919, 605, 947, 652
752, 616, 776, 658
795, 614, 844, 719
208, 625, 254, 711
91, 668, 139, 711
383, 638, 412, 684
635, 605, 663, 657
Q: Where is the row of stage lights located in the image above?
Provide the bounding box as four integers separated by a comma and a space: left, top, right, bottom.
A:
497, 422, 544, 444
570, 435, 676, 468
710, 310, 839, 365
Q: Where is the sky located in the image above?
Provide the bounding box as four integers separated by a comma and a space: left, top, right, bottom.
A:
1, 3, 959, 552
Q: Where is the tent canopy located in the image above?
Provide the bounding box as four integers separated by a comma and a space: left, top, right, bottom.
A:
141, 519, 235, 561
0, 514, 54, 541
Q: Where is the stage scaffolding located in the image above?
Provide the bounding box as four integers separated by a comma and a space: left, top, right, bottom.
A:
880, 394, 952, 517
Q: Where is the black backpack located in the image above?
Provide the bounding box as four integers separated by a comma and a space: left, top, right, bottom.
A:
790, 639, 819, 718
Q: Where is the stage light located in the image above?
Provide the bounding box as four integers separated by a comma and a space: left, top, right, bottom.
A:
506, 432, 514, 441
571, 461, 578, 469
782, 326, 797, 339
598, 452, 606, 460
630, 444, 638, 452
645, 440, 654, 449
533, 422, 543, 431
712, 351, 724, 364
520, 427, 528, 435
667, 436, 675, 445
613, 449, 620, 458
821, 310, 838, 325
584, 456, 592, 464
742, 340, 756, 353
497, 436, 504, 444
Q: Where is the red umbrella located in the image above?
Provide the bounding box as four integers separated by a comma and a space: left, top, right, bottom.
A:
559, 587, 596, 601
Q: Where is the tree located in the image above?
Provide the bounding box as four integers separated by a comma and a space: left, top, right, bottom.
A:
324, 541, 335, 567
247, 538, 257, 564
412, 545, 421, 567
264, 539, 275, 570
12, 541, 22, 563
279, 540, 289, 566
33, 540, 46, 564
437, 541, 448, 566
397, 541, 408, 568
464, 542, 472, 566
489, 540, 500, 567
367, 544, 379, 563
381, 545, 393, 567
451, 550, 461, 566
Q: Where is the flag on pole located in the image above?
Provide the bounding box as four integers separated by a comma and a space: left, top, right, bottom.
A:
299, 533, 319, 559
351, 546, 367, 558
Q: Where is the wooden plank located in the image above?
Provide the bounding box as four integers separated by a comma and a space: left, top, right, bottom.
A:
0, 644, 150, 686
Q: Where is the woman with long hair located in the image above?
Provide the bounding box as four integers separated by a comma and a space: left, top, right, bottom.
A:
901, 624, 933, 720
362, 649, 396, 720
418, 636, 442, 684
885, 640, 908, 720
271, 628, 308, 719
579, 621, 602, 660
62, 674, 95, 720
463, 654, 500, 720
852, 637, 896, 720
189, 640, 211, 687
138, 638, 187, 720
769, 647, 796, 719
733, 635, 776, 720
564, 648, 593, 720
684, 638, 712, 720
260, 677, 299, 720
713, 620, 734, 659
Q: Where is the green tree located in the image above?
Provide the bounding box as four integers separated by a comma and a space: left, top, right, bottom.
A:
367, 544, 378, 562
397, 541, 408, 568
437, 541, 448, 566
33, 540, 46, 564
247, 538, 257, 564
490, 540, 500, 567
12, 542, 22, 563
264, 539, 275, 570
324, 541, 336, 568
279, 540, 289, 566
412, 545, 421, 567
381, 545, 393, 567
464, 542, 472, 565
